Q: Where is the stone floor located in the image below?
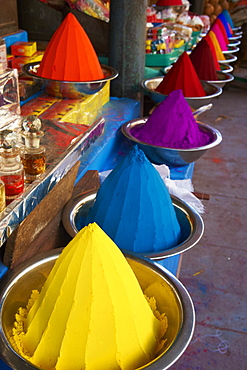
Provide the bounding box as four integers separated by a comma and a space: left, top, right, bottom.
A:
169, 75, 247, 369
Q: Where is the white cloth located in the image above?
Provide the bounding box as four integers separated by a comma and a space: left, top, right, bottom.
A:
99, 163, 205, 215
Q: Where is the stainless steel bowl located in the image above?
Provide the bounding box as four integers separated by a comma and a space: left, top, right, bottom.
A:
141, 77, 222, 109
62, 190, 204, 260
0, 249, 195, 370
219, 62, 234, 74
229, 29, 243, 40
206, 71, 234, 89
22, 62, 118, 99
228, 39, 241, 47
121, 117, 222, 167
222, 45, 240, 54
163, 67, 233, 88
219, 53, 237, 64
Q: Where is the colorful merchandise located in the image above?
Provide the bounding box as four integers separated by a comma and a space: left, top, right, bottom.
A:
156, 0, 183, 5
217, 13, 233, 38
206, 31, 226, 61
203, 34, 221, 70
130, 89, 212, 149
37, 13, 104, 81
190, 38, 218, 81
12, 222, 167, 370
84, 145, 182, 253
155, 51, 206, 97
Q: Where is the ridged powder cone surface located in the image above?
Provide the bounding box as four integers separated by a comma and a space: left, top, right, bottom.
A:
12, 223, 167, 370
37, 13, 104, 81
85, 146, 182, 253
130, 90, 212, 149
155, 51, 206, 97
190, 38, 218, 81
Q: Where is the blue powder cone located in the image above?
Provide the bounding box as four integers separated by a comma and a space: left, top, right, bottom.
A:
222, 9, 234, 29
217, 13, 232, 38
84, 146, 182, 253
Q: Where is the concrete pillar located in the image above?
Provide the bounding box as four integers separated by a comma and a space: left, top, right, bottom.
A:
109, 0, 147, 107
190, 0, 204, 15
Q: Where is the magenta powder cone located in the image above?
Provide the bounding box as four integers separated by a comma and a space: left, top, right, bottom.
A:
130, 90, 212, 149
210, 23, 228, 51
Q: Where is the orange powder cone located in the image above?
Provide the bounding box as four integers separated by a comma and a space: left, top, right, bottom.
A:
207, 31, 226, 62
155, 51, 206, 97
37, 13, 104, 82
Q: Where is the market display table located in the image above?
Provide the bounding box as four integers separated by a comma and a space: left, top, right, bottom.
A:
0, 96, 195, 370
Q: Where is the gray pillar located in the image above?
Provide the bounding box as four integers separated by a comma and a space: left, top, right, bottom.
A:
109, 0, 147, 107
190, 0, 204, 15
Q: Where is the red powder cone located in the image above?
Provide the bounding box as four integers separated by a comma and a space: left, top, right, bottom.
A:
204, 35, 221, 71
155, 51, 206, 97
210, 23, 228, 51
190, 38, 218, 81
37, 13, 104, 82
156, 0, 183, 5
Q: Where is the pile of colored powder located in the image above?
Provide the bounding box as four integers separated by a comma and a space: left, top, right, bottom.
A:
216, 14, 233, 38
155, 52, 206, 97
190, 38, 218, 81
11, 223, 168, 370
156, 0, 182, 5
203, 35, 221, 71
210, 21, 228, 51
130, 89, 212, 149
222, 9, 234, 29
37, 13, 104, 82
206, 31, 226, 61
84, 145, 182, 253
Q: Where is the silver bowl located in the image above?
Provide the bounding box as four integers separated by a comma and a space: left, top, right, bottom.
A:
219, 53, 237, 64
206, 71, 234, 88
121, 117, 222, 167
229, 29, 243, 40
141, 77, 222, 109
228, 39, 241, 47
222, 45, 240, 54
22, 62, 118, 99
219, 62, 234, 74
62, 190, 204, 260
0, 249, 195, 370
163, 67, 233, 88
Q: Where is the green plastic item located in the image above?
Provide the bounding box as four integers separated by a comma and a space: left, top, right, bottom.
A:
145, 46, 184, 67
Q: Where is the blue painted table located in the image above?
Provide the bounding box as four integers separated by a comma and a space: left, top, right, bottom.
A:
0, 97, 194, 370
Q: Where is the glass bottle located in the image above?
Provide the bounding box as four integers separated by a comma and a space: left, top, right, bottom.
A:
0, 178, 5, 211
21, 116, 46, 183
0, 131, 24, 205
0, 38, 7, 72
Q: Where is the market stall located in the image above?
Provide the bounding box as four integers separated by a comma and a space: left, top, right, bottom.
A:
0, 1, 246, 369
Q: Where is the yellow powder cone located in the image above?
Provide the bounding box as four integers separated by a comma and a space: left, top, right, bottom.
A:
207, 31, 226, 61
12, 223, 167, 370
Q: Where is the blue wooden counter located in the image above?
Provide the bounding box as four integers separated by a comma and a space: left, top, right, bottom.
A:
0, 96, 195, 370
